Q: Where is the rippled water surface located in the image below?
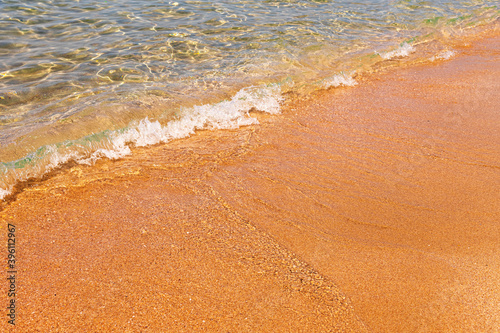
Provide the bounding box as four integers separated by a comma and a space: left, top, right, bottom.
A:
0, 0, 498, 196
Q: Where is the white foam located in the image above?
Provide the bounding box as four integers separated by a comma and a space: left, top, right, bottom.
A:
323, 73, 357, 88
113, 84, 283, 147
0, 188, 11, 199
430, 50, 456, 61
379, 43, 415, 60
0, 84, 283, 200
78, 144, 131, 165
79, 85, 283, 164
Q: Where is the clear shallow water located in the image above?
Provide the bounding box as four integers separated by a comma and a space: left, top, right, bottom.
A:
0, 0, 498, 198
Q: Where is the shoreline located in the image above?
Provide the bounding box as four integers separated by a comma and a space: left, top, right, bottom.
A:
1, 21, 499, 194
2, 33, 499, 332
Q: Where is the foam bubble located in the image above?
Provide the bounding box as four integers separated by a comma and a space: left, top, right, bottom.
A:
430, 50, 456, 61
323, 73, 357, 88
0, 188, 11, 200
379, 43, 415, 60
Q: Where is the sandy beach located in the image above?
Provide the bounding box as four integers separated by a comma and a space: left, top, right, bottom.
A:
2, 33, 499, 332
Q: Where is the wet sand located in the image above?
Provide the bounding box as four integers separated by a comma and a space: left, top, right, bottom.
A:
2, 34, 499, 332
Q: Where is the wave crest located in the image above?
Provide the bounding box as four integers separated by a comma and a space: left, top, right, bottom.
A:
0, 84, 283, 199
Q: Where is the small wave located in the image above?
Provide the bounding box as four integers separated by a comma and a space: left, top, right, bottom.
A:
379, 43, 415, 60
0, 84, 283, 199
80, 84, 282, 164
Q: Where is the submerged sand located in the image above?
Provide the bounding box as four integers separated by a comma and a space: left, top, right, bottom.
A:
2, 34, 499, 332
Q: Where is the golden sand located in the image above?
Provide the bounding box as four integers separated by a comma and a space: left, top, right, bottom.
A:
2, 34, 499, 332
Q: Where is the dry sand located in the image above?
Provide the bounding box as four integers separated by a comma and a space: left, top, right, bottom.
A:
2, 34, 499, 332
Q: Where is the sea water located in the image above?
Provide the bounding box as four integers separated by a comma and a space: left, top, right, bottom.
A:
0, 0, 498, 198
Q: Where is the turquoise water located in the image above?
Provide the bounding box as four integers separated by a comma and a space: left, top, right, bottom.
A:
0, 0, 498, 197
